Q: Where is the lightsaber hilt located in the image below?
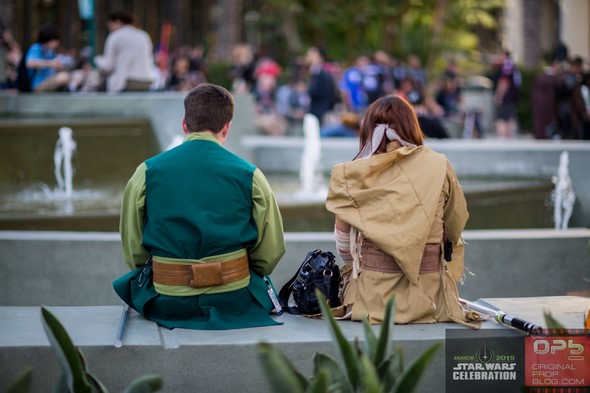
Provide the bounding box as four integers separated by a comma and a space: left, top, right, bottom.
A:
114, 303, 130, 348
460, 298, 543, 335
496, 312, 543, 335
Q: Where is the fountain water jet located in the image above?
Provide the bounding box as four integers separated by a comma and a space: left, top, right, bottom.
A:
54, 127, 77, 198
552, 151, 576, 230
295, 114, 327, 200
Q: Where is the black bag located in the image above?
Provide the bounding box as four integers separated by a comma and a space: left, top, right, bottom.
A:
16, 47, 33, 92
279, 249, 341, 315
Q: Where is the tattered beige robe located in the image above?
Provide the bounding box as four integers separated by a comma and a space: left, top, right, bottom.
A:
326, 143, 477, 327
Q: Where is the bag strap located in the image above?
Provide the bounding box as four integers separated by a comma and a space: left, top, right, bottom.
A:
278, 267, 301, 315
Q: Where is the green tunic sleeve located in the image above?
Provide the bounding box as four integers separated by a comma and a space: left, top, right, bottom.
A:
249, 168, 286, 276
120, 162, 150, 270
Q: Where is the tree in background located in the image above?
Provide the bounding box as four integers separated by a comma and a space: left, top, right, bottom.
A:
247, 0, 504, 78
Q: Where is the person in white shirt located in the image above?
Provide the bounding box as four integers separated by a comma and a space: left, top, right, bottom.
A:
95, 11, 155, 92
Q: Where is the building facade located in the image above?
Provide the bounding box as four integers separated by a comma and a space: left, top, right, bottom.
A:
504, 0, 590, 67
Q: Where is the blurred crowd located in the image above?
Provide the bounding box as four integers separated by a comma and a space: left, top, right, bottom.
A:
1, 13, 589, 140
231, 44, 470, 139
0, 12, 207, 94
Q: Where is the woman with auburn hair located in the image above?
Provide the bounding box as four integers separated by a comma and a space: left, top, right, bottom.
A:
326, 95, 478, 327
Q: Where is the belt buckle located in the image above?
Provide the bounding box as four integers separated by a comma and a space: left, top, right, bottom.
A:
189, 262, 223, 288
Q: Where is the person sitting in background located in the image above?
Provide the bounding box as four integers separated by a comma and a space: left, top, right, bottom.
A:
325, 95, 476, 327
407, 90, 449, 139
0, 17, 20, 90
340, 56, 368, 113
406, 54, 428, 90
320, 111, 360, 138
435, 72, 462, 119
94, 10, 155, 92
275, 77, 310, 135
68, 47, 102, 92
25, 24, 71, 92
254, 72, 287, 136
166, 55, 206, 92
360, 53, 386, 105
438, 58, 461, 105
253, 57, 287, 136
230, 43, 256, 93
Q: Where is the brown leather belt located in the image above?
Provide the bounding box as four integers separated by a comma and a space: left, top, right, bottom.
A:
152, 255, 249, 288
361, 241, 441, 274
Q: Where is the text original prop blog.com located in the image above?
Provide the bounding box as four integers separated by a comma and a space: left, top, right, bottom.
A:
446, 329, 590, 393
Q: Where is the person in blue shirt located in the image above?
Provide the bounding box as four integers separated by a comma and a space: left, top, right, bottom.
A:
340, 56, 368, 113
25, 25, 71, 92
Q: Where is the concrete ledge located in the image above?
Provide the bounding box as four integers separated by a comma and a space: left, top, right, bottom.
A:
0, 296, 587, 393
0, 229, 589, 306
0, 92, 257, 154
242, 137, 590, 176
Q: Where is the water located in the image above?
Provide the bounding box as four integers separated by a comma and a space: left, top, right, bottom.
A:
552, 151, 576, 230
295, 114, 327, 201
1, 127, 120, 220
0, 117, 558, 232
2, 183, 121, 218
166, 134, 185, 150
54, 127, 77, 198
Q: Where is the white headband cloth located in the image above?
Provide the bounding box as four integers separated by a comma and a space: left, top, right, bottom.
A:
358, 124, 417, 159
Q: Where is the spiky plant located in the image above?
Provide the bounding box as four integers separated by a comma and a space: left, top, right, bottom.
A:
6, 307, 163, 393
257, 291, 442, 393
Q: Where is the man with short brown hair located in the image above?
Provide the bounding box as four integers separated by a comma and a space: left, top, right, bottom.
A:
114, 83, 286, 330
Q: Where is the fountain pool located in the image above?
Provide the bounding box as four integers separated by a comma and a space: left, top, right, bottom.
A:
0, 116, 568, 232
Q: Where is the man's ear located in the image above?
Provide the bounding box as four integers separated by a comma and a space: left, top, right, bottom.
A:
221, 121, 232, 138
182, 118, 189, 135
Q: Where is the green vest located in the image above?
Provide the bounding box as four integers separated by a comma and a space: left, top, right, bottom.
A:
142, 139, 258, 259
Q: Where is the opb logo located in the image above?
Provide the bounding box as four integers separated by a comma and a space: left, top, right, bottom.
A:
533, 339, 584, 361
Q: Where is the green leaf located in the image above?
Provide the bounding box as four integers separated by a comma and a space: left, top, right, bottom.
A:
378, 350, 403, 391
257, 343, 307, 393
359, 353, 381, 393
316, 290, 361, 389
543, 310, 566, 330
312, 354, 352, 392
362, 318, 378, 361
374, 295, 395, 366
6, 367, 33, 393
305, 368, 330, 393
122, 374, 164, 393
393, 342, 442, 393
86, 372, 109, 392
76, 348, 89, 373
40, 307, 92, 393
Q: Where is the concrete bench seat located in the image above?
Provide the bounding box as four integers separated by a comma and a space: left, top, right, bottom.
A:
0, 296, 587, 393
1, 229, 589, 306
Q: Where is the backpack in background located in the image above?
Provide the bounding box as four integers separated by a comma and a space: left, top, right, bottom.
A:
279, 249, 341, 315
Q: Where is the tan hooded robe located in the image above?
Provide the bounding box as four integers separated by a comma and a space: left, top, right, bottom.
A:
326, 143, 474, 326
